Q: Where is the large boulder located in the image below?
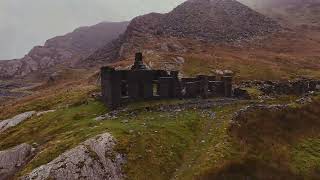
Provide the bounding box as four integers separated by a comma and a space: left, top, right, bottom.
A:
23, 133, 125, 180
0, 111, 36, 134
0, 143, 34, 180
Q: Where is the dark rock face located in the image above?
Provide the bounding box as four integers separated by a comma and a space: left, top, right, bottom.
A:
87, 0, 281, 63
0, 22, 128, 79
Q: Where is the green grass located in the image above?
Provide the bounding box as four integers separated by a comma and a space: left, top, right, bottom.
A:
1, 84, 319, 179
296, 69, 320, 80
116, 110, 203, 180
291, 137, 320, 177
243, 87, 263, 99
221, 97, 320, 179
0, 94, 250, 179
181, 55, 282, 80
181, 55, 320, 81
182, 56, 214, 77
0, 85, 98, 120
174, 104, 244, 179
0, 100, 108, 175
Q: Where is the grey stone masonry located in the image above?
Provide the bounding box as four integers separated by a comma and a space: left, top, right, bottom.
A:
198, 75, 209, 99
101, 67, 122, 109
222, 76, 233, 97
101, 52, 234, 109
131, 52, 148, 71
257, 79, 320, 96
159, 77, 175, 98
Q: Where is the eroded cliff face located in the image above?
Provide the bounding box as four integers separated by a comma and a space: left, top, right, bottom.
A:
0, 22, 128, 79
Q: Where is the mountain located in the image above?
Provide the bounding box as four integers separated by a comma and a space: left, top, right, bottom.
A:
238, 0, 320, 27
0, 22, 128, 79
87, 0, 281, 64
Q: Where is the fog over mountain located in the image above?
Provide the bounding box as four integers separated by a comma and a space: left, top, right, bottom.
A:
0, 0, 186, 60
238, 0, 320, 26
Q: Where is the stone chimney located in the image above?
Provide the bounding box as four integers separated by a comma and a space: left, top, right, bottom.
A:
131, 52, 148, 71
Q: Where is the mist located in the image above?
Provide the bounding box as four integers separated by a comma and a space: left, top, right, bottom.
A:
0, 0, 186, 60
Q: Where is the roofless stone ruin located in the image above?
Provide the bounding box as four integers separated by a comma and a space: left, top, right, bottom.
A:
101, 52, 233, 109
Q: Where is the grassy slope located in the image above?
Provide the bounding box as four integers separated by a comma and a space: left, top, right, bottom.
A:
1, 81, 320, 179
106, 29, 320, 82
209, 96, 320, 180
0, 82, 97, 120
0, 85, 242, 179
181, 30, 320, 81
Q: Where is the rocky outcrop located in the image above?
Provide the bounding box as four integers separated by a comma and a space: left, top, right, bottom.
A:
87, 0, 281, 63
0, 22, 128, 79
0, 111, 35, 133
23, 133, 125, 180
0, 144, 34, 180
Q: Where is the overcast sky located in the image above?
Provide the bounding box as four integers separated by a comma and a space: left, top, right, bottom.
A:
0, 0, 186, 60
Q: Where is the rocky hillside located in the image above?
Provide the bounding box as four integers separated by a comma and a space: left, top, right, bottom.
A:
238, 0, 320, 26
87, 0, 280, 64
0, 22, 128, 79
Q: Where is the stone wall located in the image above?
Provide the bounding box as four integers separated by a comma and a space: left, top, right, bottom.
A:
256, 80, 320, 95
101, 53, 234, 109
101, 68, 233, 109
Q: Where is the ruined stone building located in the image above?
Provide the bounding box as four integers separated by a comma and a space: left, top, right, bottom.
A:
101, 53, 233, 108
